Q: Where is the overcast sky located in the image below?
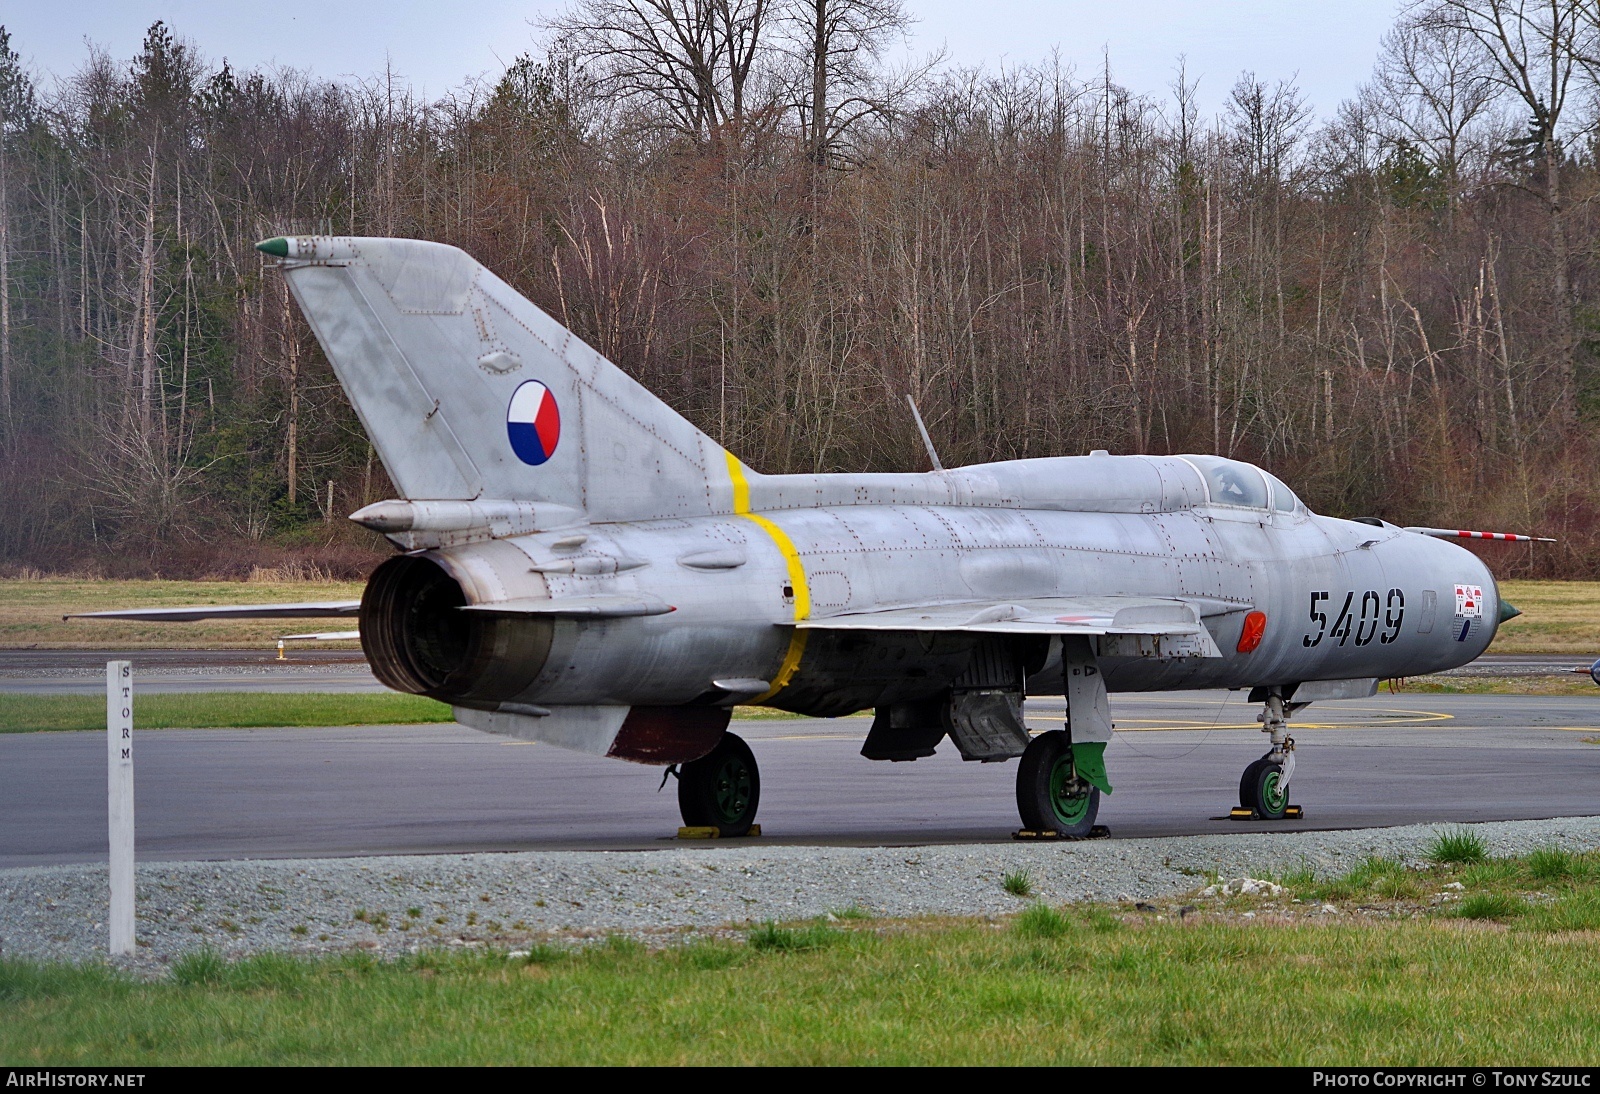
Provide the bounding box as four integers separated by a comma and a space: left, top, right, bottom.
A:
3, 0, 1406, 119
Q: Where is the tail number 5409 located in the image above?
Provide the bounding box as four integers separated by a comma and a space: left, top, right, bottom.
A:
1302, 589, 1405, 647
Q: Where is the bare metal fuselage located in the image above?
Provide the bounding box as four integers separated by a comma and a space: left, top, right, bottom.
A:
396, 472, 1497, 717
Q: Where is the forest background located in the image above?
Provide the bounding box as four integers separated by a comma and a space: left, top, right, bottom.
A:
0, 0, 1597, 578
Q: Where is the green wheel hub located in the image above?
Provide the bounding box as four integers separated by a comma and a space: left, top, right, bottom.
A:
1048, 755, 1093, 828
1261, 768, 1287, 814
712, 756, 753, 823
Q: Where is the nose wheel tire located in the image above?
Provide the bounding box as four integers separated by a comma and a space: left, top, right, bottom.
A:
1240, 755, 1290, 821
677, 732, 760, 836
1016, 730, 1100, 837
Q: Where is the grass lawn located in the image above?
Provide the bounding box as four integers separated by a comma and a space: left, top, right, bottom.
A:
1487, 580, 1600, 654
5, 844, 1600, 1065
0, 577, 365, 649
1381, 675, 1597, 695
0, 692, 453, 732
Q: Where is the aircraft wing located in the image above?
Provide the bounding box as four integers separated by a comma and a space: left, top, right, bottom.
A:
71, 594, 675, 624
70, 594, 677, 626
796, 595, 1227, 656
66, 601, 362, 623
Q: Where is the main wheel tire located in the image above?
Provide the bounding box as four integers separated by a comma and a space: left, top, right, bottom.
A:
1238, 757, 1270, 811
677, 732, 760, 836
1240, 755, 1289, 820
1016, 730, 1100, 837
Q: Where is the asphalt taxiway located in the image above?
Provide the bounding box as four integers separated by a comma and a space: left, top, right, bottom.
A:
2, 649, 1589, 696
0, 649, 380, 694
3, 690, 1597, 867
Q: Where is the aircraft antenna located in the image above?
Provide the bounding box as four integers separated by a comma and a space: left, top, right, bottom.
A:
906, 395, 944, 472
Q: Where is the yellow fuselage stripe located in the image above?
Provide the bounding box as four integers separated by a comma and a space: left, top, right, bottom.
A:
725, 451, 808, 702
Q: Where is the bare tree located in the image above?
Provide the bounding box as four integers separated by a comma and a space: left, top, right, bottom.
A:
544, 0, 778, 148
1225, 73, 1311, 191
0, 26, 34, 441
1371, 9, 1500, 203
780, 0, 913, 165
3, 12, 1600, 576
1225, 74, 1311, 356
1421, 0, 1591, 414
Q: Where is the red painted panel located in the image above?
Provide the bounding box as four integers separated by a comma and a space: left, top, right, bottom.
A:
607, 706, 731, 764
1237, 610, 1267, 653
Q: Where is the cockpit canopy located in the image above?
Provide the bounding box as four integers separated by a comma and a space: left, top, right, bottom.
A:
952, 452, 1307, 516
1180, 455, 1302, 514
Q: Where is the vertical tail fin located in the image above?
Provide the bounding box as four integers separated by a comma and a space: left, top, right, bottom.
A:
265, 235, 736, 521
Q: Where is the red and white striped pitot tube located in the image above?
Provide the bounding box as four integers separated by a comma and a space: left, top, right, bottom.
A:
1403, 526, 1556, 543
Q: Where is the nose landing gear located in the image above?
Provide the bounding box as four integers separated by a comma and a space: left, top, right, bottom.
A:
1232, 688, 1305, 821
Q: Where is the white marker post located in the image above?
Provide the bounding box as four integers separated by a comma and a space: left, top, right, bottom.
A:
107, 660, 134, 956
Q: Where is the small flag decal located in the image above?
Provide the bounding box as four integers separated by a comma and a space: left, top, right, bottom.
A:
507, 380, 560, 466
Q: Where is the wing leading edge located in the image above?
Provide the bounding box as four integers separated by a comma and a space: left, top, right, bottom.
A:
66, 601, 362, 623
68, 594, 675, 624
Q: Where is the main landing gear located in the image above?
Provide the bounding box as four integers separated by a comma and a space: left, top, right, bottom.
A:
1017, 731, 1100, 838
676, 732, 761, 836
1233, 687, 1304, 821
1015, 636, 1112, 838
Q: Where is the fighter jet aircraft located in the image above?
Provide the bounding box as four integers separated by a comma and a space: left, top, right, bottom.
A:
75, 235, 1546, 838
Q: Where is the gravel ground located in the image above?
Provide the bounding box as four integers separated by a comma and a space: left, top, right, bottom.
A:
4, 816, 1600, 972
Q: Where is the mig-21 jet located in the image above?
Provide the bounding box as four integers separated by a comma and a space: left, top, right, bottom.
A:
75, 236, 1546, 838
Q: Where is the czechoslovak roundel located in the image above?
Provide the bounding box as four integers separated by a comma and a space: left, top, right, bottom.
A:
506, 380, 561, 466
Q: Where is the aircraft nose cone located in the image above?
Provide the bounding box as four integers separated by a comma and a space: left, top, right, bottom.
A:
1498, 598, 1522, 623
255, 237, 289, 257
